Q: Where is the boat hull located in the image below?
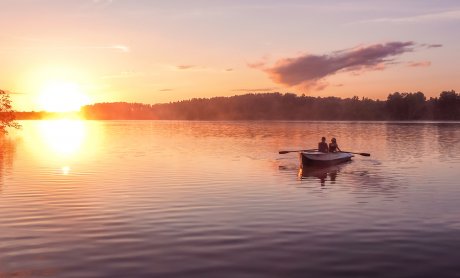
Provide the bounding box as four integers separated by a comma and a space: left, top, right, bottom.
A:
300, 152, 353, 167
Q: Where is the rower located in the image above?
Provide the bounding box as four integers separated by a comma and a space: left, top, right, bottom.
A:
329, 138, 342, 152
318, 137, 328, 153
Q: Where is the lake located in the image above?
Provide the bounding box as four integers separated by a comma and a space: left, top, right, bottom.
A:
1, 120, 460, 277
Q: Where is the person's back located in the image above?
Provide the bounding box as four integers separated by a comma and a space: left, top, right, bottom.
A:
318, 137, 328, 153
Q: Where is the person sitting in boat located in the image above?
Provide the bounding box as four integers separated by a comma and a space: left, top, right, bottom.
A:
329, 138, 342, 153
318, 137, 329, 153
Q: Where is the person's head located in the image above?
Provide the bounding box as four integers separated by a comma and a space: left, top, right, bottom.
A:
331, 138, 337, 143
321, 137, 326, 142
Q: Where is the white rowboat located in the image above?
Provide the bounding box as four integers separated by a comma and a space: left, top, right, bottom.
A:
299, 151, 353, 167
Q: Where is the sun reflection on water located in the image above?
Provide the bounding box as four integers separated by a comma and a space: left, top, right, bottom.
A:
38, 120, 86, 156
62, 166, 71, 175
24, 120, 103, 175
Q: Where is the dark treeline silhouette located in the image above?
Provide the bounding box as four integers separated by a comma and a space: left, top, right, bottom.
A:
13, 91, 459, 121
79, 91, 459, 121
0, 90, 21, 133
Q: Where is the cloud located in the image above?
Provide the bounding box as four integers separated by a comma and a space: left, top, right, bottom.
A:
354, 10, 460, 24
159, 88, 173, 92
111, 45, 130, 52
247, 61, 267, 69
100, 70, 146, 79
68, 45, 129, 53
177, 65, 196, 70
314, 82, 329, 91
0, 44, 130, 53
174, 65, 224, 72
407, 61, 431, 67
425, 44, 443, 48
246, 54, 271, 69
254, 41, 415, 89
232, 87, 278, 92
93, 0, 113, 4
225, 68, 234, 72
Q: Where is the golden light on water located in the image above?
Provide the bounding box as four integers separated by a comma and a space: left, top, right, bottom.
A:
38, 120, 87, 156
62, 166, 71, 175
24, 120, 104, 175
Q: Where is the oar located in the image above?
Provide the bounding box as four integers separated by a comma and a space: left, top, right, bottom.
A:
279, 149, 317, 154
341, 151, 371, 156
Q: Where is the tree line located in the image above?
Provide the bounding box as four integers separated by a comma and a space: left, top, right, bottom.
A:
78, 91, 459, 121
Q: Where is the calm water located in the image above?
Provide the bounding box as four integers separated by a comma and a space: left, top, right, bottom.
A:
1, 121, 460, 277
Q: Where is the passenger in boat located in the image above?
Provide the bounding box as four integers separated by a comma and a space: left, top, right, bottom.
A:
329, 138, 342, 152
318, 137, 329, 153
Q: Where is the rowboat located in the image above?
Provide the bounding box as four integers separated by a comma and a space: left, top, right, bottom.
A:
299, 151, 353, 167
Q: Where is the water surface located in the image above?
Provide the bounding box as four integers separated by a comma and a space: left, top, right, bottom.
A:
1, 121, 460, 277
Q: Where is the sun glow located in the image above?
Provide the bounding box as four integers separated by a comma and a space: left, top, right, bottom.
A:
38, 120, 87, 156
18, 120, 104, 178
38, 81, 90, 112
23, 120, 104, 177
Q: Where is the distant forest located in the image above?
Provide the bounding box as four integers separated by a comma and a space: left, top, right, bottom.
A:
81, 91, 459, 121
14, 90, 460, 121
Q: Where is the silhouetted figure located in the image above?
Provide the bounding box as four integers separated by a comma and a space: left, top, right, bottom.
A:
329, 138, 341, 152
318, 137, 328, 153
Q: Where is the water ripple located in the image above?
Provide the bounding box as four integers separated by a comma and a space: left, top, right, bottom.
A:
1, 121, 460, 277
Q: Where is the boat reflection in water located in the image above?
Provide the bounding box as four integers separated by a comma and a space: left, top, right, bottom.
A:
298, 163, 349, 186
297, 151, 354, 185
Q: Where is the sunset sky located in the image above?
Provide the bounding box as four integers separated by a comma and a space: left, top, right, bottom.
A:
1, 0, 459, 111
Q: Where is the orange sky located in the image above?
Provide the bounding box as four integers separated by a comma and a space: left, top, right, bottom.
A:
1, 0, 459, 111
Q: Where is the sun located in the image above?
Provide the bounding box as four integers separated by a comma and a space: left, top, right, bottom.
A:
38, 81, 90, 112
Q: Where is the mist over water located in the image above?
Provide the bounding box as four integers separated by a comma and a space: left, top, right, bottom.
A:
1, 121, 460, 277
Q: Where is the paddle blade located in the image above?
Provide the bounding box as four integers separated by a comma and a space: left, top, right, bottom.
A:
279, 149, 318, 154
341, 151, 370, 157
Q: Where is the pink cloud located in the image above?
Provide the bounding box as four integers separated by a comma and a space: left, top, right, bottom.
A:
407, 61, 431, 67
247, 61, 267, 69
232, 87, 278, 92
177, 65, 196, 70
255, 41, 415, 89
314, 81, 329, 91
